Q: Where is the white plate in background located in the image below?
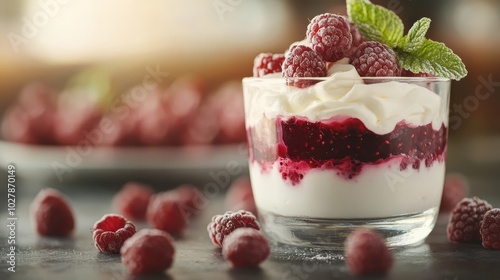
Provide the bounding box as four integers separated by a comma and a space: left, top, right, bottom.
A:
0, 140, 249, 183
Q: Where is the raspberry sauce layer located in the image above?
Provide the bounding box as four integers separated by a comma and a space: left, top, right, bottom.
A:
249, 116, 447, 185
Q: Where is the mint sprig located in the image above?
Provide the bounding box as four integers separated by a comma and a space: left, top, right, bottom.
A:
401, 17, 430, 52
396, 39, 467, 81
347, 0, 403, 48
347, 0, 467, 80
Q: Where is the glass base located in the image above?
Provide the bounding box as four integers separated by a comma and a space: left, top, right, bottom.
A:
259, 207, 438, 251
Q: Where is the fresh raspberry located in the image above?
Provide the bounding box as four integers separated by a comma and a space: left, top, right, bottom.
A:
147, 191, 188, 235
222, 228, 270, 268
306, 13, 352, 62
439, 173, 469, 213
207, 210, 260, 247
30, 188, 75, 237
225, 177, 257, 216
121, 229, 175, 275
2, 83, 57, 145
282, 45, 327, 79
113, 182, 154, 221
446, 197, 493, 243
54, 99, 102, 145
344, 229, 393, 276
344, 17, 364, 58
176, 184, 205, 217
211, 81, 247, 144
350, 41, 402, 77
253, 53, 285, 77
480, 209, 500, 249
93, 214, 136, 254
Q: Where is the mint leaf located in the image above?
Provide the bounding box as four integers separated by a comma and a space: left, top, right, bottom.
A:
347, 0, 404, 48
401, 17, 431, 52
396, 39, 468, 80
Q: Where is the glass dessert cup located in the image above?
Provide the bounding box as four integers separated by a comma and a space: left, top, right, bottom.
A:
243, 76, 451, 250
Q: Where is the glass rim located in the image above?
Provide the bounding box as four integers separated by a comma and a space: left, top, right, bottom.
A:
243, 76, 451, 83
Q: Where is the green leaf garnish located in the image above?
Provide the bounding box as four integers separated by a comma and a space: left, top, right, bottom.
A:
347, 0, 404, 48
347, 0, 467, 80
395, 39, 468, 80
401, 17, 431, 52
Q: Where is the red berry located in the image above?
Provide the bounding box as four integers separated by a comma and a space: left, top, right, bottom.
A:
207, 210, 260, 247
446, 197, 493, 243
30, 188, 75, 237
222, 228, 270, 268
225, 177, 257, 216
54, 99, 102, 145
147, 191, 188, 235
307, 13, 352, 62
176, 184, 205, 217
2, 83, 57, 145
439, 173, 469, 213
179, 102, 219, 145
282, 45, 327, 87
480, 208, 500, 249
167, 75, 204, 122
211, 81, 247, 144
253, 53, 285, 77
93, 214, 136, 254
350, 41, 401, 77
113, 182, 154, 221
166, 78, 205, 145
121, 229, 175, 275
135, 91, 176, 146
344, 229, 393, 276
1, 105, 38, 144
344, 17, 364, 58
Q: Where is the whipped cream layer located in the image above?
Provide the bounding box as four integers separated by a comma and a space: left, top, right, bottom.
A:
244, 64, 448, 135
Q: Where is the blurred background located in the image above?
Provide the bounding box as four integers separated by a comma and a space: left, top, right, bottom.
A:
0, 0, 499, 187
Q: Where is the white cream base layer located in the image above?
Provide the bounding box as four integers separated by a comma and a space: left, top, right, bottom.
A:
249, 160, 445, 219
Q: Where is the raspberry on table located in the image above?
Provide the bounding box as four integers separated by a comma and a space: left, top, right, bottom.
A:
121, 229, 175, 275
344, 229, 393, 276
480, 208, 500, 249
207, 210, 260, 247
222, 228, 270, 268
446, 196, 493, 243
282, 45, 327, 88
113, 182, 154, 221
93, 214, 136, 253
306, 13, 352, 62
225, 177, 257, 216
30, 188, 75, 237
350, 41, 402, 77
253, 53, 285, 77
147, 191, 188, 235
439, 173, 469, 213
176, 184, 205, 217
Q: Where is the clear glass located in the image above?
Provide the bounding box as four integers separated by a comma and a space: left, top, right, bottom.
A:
242, 76, 451, 250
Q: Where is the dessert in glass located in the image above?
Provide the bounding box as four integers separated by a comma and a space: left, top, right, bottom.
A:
244, 66, 450, 248
242, 1, 466, 249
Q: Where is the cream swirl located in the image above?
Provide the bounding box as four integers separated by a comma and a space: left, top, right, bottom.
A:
243, 64, 448, 134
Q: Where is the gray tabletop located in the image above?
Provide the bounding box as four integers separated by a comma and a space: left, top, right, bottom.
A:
1, 176, 500, 280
